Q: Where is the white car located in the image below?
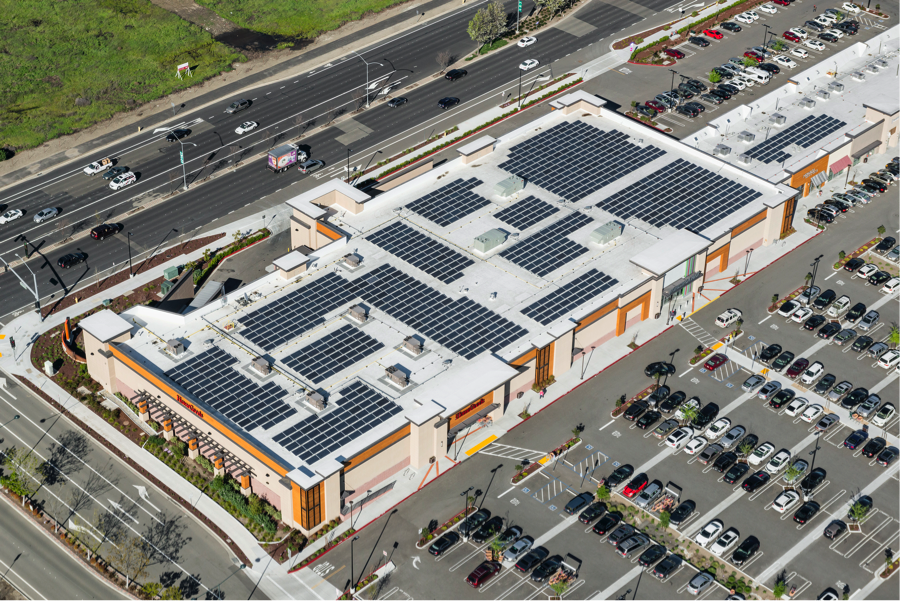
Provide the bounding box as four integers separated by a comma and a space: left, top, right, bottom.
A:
816, 14, 837, 25
800, 404, 824, 423
800, 361, 824, 385
745, 10, 760, 20
825, 28, 844, 39
109, 172, 136, 191
695, 519, 724, 547
710, 528, 741, 556
872, 403, 896, 427
791, 307, 813, 323
804, 39, 826, 51
727, 78, 747, 90
715, 308, 743, 327
882, 278, 900, 294
785, 398, 809, 417
774, 55, 797, 69
519, 59, 540, 71
758, 4, 777, 14
749, 442, 775, 466
234, 121, 258, 135
790, 27, 809, 40
777, 300, 801, 317
857, 263, 879, 278
734, 13, 754, 24
773, 490, 800, 513
666, 427, 694, 450
0, 209, 24, 224
83, 157, 113, 175
733, 75, 754, 88
842, 2, 861, 13
705, 418, 731, 440
765, 449, 792, 474
879, 349, 900, 369
517, 36, 537, 47
685, 436, 708, 455
791, 47, 809, 59
33, 207, 59, 223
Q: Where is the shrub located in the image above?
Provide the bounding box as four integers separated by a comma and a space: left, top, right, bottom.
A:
709, 70, 721, 83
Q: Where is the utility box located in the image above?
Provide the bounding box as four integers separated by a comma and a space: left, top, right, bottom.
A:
251, 357, 270, 376
343, 253, 361, 268
44, 360, 56, 377
493, 175, 525, 197
403, 336, 423, 355
306, 391, 325, 411
166, 339, 185, 357
385, 366, 408, 388
161, 280, 175, 295
474, 229, 508, 253
590, 221, 623, 245
164, 266, 180, 281
348, 305, 368, 323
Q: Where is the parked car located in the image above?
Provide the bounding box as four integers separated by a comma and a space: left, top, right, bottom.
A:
579, 502, 607, 524
564, 492, 594, 515
669, 500, 696, 526
530, 555, 563, 583
606, 464, 635, 487
593, 511, 622, 536
749, 444, 775, 468
688, 36, 710, 47
694, 520, 724, 547
664, 48, 686, 59
653, 554, 683, 579
503, 535, 534, 562
471, 516, 504, 543
466, 561, 501, 587
459, 509, 491, 537
429, 531, 461, 556
742, 470, 770, 492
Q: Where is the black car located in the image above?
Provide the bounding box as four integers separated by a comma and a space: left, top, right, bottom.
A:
869, 271, 891, 286
861, 437, 887, 458
659, 391, 687, 413
846, 302, 867, 323
623, 401, 649, 421
709, 88, 732, 101
772, 351, 795, 371
471, 516, 504, 543
731, 535, 760, 566
800, 467, 827, 492
818, 32, 839, 43
635, 105, 658, 118
692, 402, 720, 429
875, 236, 897, 253
718, 83, 740, 95
387, 97, 408, 107
515, 547, 549, 573
102, 166, 128, 181
688, 36, 710, 47
684, 101, 705, 114
817, 322, 841, 339
531, 555, 564, 583
823, 519, 847, 540
841, 387, 869, 409
851, 336, 873, 352
698, 443, 723, 465
445, 69, 467, 81
814, 374, 837, 395
877, 446, 898, 467
638, 544, 667, 567
742, 471, 770, 492
847, 496, 873, 521
807, 209, 834, 224
712, 451, 738, 473
91, 223, 120, 240
593, 511, 622, 536
824, 199, 851, 213
759, 343, 782, 363
812, 289, 836, 310
57, 252, 87, 268
857, 183, 879, 194
564, 492, 595, 515
711, 66, 734, 80
606, 464, 634, 487
844, 257, 865, 272
720, 22, 741, 32
737, 434, 759, 455
844, 429, 869, 450
459, 509, 491, 537
165, 128, 191, 142
653, 554, 683, 579
428, 531, 460, 556
804, 314, 827, 331
769, 389, 796, 409
437, 97, 460, 109
646, 385, 670, 408
676, 105, 699, 118
723, 462, 750, 484
862, 179, 887, 192
687, 79, 708, 92
669, 500, 696, 526
835, 22, 858, 34
579, 502, 607, 524
644, 362, 676, 378
636, 410, 661, 430
608, 524, 636, 546
793, 501, 821, 524
757, 63, 781, 74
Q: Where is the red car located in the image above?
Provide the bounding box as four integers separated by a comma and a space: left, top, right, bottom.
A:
703, 354, 728, 371
646, 100, 668, 113
466, 561, 501, 588
786, 358, 810, 379
783, 31, 801, 42
703, 29, 724, 40
773, 0, 790, 5
622, 473, 649, 498
664, 48, 685, 59
744, 51, 763, 61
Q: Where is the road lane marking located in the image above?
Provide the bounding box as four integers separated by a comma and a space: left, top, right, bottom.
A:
498, 486, 515, 499
599, 419, 614, 432
758, 316, 771, 324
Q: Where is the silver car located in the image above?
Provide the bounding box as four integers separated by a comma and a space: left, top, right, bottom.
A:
687, 572, 715, 595
742, 374, 765, 392
616, 534, 651, 558
33, 207, 59, 223
635, 480, 664, 509
857, 395, 882, 419
758, 381, 782, 401
798, 285, 821, 306
816, 414, 840, 431
502, 535, 533, 562
858, 310, 879, 331
721, 426, 746, 449
867, 342, 889, 359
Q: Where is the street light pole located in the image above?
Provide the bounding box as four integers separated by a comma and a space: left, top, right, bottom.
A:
8, 254, 40, 318
460, 486, 474, 536
809, 254, 823, 294
176, 139, 197, 190
350, 51, 383, 108
518, 67, 523, 108
803, 431, 822, 501
669, 69, 678, 93
762, 24, 771, 50
350, 535, 359, 592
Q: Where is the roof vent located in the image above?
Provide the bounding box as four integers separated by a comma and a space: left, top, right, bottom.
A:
799, 97, 816, 110
737, 154, 752, 165
828, 81, 844, 93
306, 391, 325, 411
348, 305, 368, 323
343, 253, 361, 268
851, 71, 865, 81
166, 339, 185, 357
713, 144, 732, 157
493, 175, 525, 197
865, 64, 879, 74
738, 131, 755, 143
769, 113, 787, 126
474, 228, 508, 253
816, 90, 830, 100
403, 335, 423, 356
875, 59, 888, 68
590, 221, 623, 245
385, 366, 409, 388
251, 357, 270, 376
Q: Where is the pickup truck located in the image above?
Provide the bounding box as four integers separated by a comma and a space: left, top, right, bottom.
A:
83, 157, 113, 175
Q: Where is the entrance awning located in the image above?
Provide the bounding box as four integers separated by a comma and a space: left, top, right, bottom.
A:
811, 172, 828, 187
447, 403, 500, 438
830, 155, 852, 174
662, 271, 703, 301
852, 140, 881, 159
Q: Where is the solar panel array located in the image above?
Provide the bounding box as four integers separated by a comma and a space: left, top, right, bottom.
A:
745, 115, 847, 164
405, 178, 490, 227
596, 159, 762, 232
498, 212, 594, 277
493, 195, 560, 231
367, 222, 474, 284
240, 273, 356, 351
353, 265, 528, 359
522, 269, 620, 325
282, 325, 384, 384
165, 347, 296, 431
273, 381, 402, 463
498, 121, 665, 202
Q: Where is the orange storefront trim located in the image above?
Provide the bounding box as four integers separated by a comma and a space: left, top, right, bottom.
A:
316, 222, 342, 240
731, 210, 767, 238
110, 345, 289, 476
575, 299, 618, 332
706, 243, 730, 273
616, 290, 652, 336
448, 393, 493, 430
345, 425, 411, 471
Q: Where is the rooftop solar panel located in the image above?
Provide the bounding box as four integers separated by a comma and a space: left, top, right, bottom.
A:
498, 212, 594, 277
367, 222, 474, 284
282, 324, 384, 384
405, 178, 490, 226
493, 195, 560, 230
521, 269, 620, 325
745, 114, 847, 164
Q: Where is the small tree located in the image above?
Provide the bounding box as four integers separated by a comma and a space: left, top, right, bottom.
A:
161, 585, 184, 600
888, 325, 899, 348
596, 485, 611, 501
467, 1, 506, 52
695, 345, 704, 356
737, 440, 755, 458
659, 511, 671, 529
877, 224, 886, 236
436, 50, 452, 74
351, 87, 368, 111
709, 70, 721, 83
773, 40, 786, 51
848, 500, 870, 522
743, 57, 759, 67
228, 145, 240, 169
784, 464, 803, 484
805, 272, 813, 285
109, 535, 151, 588
550, 581, 569, 597
142, 583, 163, 598
773, 580, 786, 598
838, 250, 846, 260
680, 404, 699, 426
771, 293, 779, 305
1, 446, 43, 500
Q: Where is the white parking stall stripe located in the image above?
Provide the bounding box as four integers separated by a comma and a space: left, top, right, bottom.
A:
590, 565, 643, 599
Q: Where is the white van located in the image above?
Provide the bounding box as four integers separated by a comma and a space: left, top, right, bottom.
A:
743, 67, 771, 84
826, 295, 851, 318
881, 277, 900, 294
715, 308, 743, 328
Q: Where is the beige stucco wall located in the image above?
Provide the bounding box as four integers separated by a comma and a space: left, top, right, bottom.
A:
762, 204, 785, 246
552, 329, 574, 378
291, 214, 313, 249
323, 471, 342, 525
410, 416, 440, 469
344, 435, 410, 492
573, 309, 617, 351
728, 219, 767, 267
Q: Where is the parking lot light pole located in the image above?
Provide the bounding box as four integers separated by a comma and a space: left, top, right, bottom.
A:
762, 24, 771, 50
461, 486, 474, 534
350, 535, 360, 592
803, 431, 822, 501
669, 69, 678, 94
809, 254, 823, 294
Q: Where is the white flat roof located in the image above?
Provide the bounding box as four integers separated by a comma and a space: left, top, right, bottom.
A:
631, 230, 711, 276
79, 310, 134, 343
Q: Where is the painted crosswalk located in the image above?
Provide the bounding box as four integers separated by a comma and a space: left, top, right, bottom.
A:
680, 317, 718, 348
476, 443, 547, 463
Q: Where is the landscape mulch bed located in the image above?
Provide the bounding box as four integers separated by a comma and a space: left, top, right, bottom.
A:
833, 236, 881, 269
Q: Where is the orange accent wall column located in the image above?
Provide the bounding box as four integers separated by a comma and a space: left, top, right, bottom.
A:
615, 291, 652, 336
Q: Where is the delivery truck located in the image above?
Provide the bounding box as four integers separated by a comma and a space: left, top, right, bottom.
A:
267, 143, 308, 173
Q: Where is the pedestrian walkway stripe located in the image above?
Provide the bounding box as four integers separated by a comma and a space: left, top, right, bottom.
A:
465, 435, 498, 456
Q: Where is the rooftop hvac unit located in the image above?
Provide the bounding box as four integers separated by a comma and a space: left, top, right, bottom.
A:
799, 97, 816, 109
306, 391, 325, 411
737, 154, 752, 165
348, 305, 368, 323
828, 81, 844, 93
816, 90, 831, 100
493, 175, 525, 197
875, 59, 888, 68
851, 71, 865, 81
769, 113, 787, 126
865, 64, 879, 74
590, 221, 623, 245
385, 366, 408, 388
166, 339, 185, 356
403, 336, 423, 356
474, 228, 508, 253
738, 131, 755, 143
251, 357, 270, 376
343, 253, 361, 268
713, 144, 732, 157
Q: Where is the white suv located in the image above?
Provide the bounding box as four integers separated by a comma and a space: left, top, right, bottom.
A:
109, 172, 137, 191
800, 361, 824, 385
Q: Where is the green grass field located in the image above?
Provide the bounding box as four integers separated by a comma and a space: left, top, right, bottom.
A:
0, 0, 244, 152
195, 0, 411, 38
